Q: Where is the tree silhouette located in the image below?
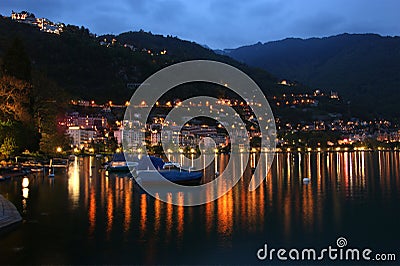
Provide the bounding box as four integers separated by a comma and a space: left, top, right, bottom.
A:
1, 38, 31, 81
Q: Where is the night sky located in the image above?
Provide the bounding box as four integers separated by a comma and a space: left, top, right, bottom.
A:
1, 0, 399, 49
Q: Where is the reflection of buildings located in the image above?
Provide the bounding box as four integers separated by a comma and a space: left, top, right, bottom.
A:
68, 157, 80, 209
55, 153, 400, 249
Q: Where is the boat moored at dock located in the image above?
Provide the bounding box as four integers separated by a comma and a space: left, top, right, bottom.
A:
135, 156, 203, 185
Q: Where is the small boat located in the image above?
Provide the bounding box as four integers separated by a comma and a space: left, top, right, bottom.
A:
48, 159, 55, 178
48, 166, 55, 177
136, 156, 203, 185
303, 177, 310, 184
161, 169, 202, 185
137, 169, 202, 185
163, 162, 181, 169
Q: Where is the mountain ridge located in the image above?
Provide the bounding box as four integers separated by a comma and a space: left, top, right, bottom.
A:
220, 33, 397, 52
223, 33, 400, 117
0, 14, 284, 105
1, 12, 399, 117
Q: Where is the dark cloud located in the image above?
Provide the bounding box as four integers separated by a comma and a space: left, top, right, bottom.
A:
1, 0, 399, 48
288, 12, 346, 37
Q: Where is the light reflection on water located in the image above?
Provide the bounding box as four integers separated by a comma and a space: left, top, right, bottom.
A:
67, 156, 80, 209
0, 151, 400, 264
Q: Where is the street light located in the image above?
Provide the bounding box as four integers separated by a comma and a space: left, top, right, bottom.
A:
56, 147, 62, 153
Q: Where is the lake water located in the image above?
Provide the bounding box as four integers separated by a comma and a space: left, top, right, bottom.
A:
1, 151, 400, 265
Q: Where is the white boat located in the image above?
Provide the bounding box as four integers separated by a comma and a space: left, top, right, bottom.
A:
163, 162, 181, 169
48, 168, 55, 178
48, 159, 55, 177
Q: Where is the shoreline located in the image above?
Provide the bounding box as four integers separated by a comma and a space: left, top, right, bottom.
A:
0, 147, 399, 164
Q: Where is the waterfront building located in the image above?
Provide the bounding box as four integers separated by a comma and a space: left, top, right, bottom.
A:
114, 120, 145, 149
63, 112, 107, 129
66, 126, 97, 149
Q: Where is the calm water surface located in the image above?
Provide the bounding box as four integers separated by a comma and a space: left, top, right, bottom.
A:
1, 151, 400, 264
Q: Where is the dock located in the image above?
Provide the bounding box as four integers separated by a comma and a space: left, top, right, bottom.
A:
0, 195, 22, 230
